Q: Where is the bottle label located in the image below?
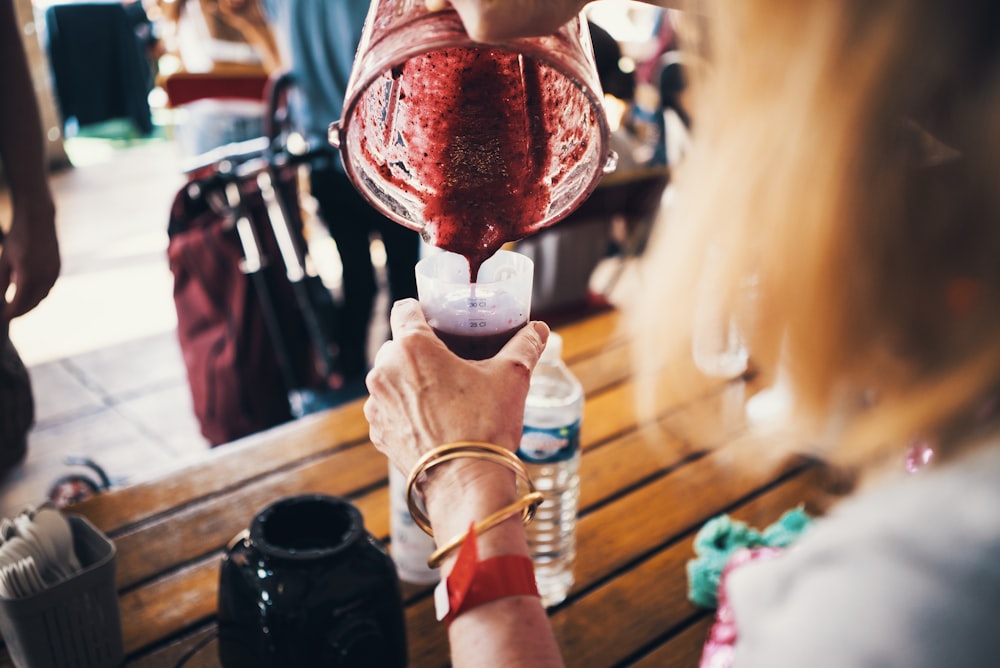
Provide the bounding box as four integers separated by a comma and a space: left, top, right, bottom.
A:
389, 466, 440, 584
518, 420, 580, 463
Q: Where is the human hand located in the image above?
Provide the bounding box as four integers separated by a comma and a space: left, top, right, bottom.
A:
0, 200, 59, 322
364, 298, 549, 476
213, 0, 265, 29
424, 0, 589, 42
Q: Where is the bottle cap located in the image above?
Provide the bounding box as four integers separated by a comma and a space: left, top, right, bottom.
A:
540, 331, 563, 363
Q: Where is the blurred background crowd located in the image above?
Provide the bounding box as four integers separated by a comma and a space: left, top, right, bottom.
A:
0, 0, 698, 511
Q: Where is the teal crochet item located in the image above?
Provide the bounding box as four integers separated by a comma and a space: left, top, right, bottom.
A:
687, 506, 813, 609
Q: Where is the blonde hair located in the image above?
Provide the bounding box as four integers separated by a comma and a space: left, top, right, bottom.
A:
635, 0, 1000, 469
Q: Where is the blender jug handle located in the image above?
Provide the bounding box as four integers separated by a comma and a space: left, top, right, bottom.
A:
327, 120, 343, 148
603, 148, 619, 174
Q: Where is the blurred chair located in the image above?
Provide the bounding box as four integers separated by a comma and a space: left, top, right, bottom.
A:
160, 66, 270, 156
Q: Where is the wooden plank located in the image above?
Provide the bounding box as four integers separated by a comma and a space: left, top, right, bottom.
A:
119, 557, 219, 655
551, 470, 824, 667
71, 310, 624, 536
627, 617, 713, 668
116, 485, 389, 660
109, 341, 679, 590
111, 417, 802, 665
570, 452, 801, 595
117, 398, 691, 665
110, 378, 661, 654
72, 401, 371, 534
558, 310, 624, 362
569, 338, 632, 396
580, 423, 693, 510
109, 443, 390, 588
128, 626, 217, 668
110, 366, 748, 663
32, 308, 795, 667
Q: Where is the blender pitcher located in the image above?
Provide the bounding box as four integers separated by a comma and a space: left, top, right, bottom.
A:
328, 1, 616, 265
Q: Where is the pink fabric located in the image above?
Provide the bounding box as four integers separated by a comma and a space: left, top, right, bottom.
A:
699, 546, 785, 668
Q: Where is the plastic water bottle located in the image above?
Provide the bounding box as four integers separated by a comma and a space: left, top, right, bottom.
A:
388, 464, 440, 584
519, 332, 583, 607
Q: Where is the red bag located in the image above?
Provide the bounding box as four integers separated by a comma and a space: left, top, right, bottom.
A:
167, 173, 319, 446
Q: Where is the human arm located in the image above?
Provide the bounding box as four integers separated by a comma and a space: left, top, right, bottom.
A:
0, 0, 59, 322
364, 299, 563, 667
210, 0, 281, 73
425, 0, 685, 42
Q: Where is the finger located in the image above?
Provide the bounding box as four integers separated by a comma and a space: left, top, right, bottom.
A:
371, 338, 397, 369
363, 396, 384, 447
496, 321, 549, 371
448, 0, 581, 42
389, 298, 430, 337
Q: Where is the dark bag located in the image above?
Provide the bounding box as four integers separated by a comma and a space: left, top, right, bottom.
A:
166, 171, 325, 446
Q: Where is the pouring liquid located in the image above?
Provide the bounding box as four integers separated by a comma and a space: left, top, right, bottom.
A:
361, 46, 594, 278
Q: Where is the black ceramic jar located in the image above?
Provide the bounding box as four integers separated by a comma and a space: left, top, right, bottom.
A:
217, 495, 407, 667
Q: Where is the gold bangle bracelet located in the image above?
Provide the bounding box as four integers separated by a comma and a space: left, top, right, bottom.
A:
427, 491, 545, 569
405, 441, 536, 537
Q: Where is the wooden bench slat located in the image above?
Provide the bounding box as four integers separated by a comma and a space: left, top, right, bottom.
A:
119, 558, 220, 655
74, 402, 372, 533
112, 400, 680, 653
552, 471, 823, 667
627, 617, 714, 668
571, 450, 802, 594
109, 443, 387, 588
74, 311, 627, 536
107, 346, 695, 590
8, 309, 814, 667
114, 367, 752, 664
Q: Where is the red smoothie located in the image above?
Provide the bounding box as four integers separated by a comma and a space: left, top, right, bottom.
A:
431, 324, 525, 361
366, 46, 588, 279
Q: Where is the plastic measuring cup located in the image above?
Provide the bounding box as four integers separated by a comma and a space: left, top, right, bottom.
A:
328, 3, 615, 273
416, 250, 533, 360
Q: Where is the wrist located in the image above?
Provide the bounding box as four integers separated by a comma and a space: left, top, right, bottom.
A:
423, 461, 530, 571
10, 194, 56, 228
434, 526, 538, 625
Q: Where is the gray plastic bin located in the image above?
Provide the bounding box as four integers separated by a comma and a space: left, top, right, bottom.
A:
0, 514, 123, 668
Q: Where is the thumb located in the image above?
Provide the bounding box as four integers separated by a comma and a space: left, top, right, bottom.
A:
496, 321, 550, 371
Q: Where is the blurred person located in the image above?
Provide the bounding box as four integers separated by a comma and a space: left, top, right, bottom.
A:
159, 0, 282, 154
266, 0, 421, 396
160, 0, 279, 75
654, 49, 691, 165
514, 19, 661, 316
588, 20, 646, 171
366, 0, 1000, 666
0, 0, 60, 476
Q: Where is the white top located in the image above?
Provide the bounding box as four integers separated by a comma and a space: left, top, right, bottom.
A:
728, 442, 1000, 667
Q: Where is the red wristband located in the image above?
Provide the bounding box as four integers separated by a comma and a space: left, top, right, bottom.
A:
434, 523, 540, 625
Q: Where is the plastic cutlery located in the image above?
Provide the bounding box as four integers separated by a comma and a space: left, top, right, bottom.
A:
31, 508, 83, 575
18, 556, 47, 595
0, 563, 23, 598
14, 513, 70, 581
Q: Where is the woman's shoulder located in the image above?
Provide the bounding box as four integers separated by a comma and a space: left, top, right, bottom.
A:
726, 443, 1000, 667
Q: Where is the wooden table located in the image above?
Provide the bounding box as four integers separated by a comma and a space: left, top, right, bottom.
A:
7, 309, 836, 667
